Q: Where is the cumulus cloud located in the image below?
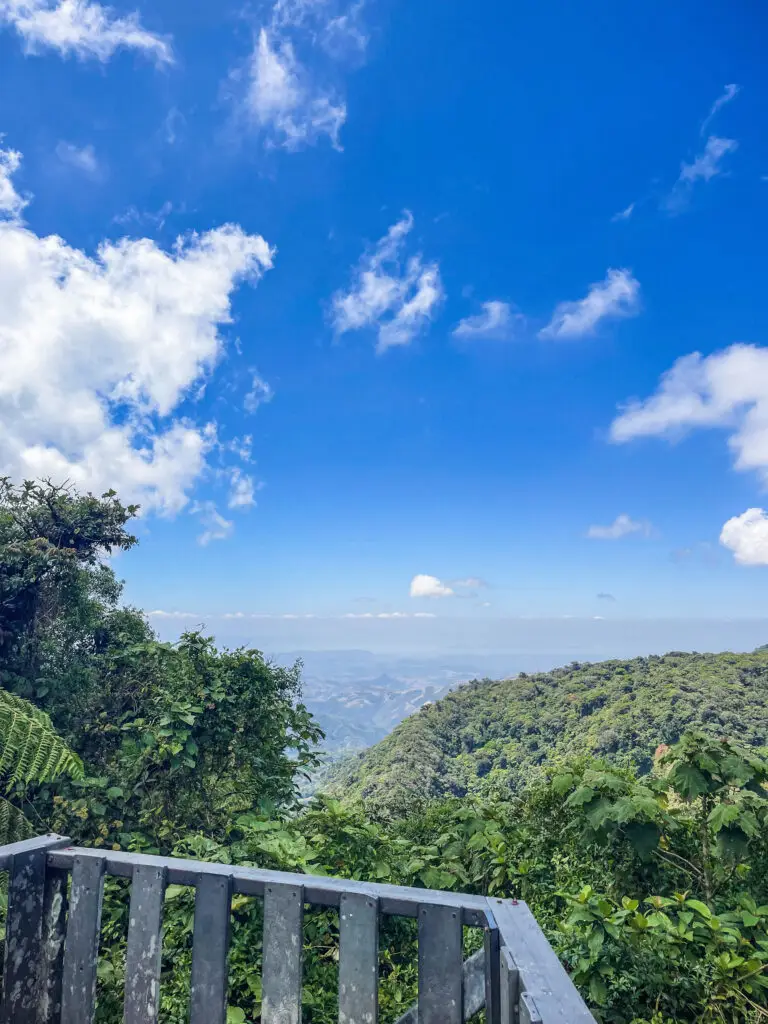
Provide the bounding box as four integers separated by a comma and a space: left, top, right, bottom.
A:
608, 344, 768, 565
453, 301, 521, 340
586, 515, 652, 540
0, 0, 171, 62
609, 344, 768, 484
409, 574, 454, 598
332, 212, 444, 352
539, 269, 640, 340
0, 145, 27, 218
720, 508, 768, 566
0, 138, 273, 516
55, 140, 99, 175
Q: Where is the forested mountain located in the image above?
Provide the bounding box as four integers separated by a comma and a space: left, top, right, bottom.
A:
4, 478, 768, 1022
327, 651, 768, 816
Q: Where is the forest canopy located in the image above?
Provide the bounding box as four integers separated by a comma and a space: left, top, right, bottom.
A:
2, 478, 768, 1023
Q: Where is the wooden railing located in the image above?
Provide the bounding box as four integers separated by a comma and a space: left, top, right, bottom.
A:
0, 834, 595, 1024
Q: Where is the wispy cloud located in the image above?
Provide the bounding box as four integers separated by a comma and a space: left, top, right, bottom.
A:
332, 212, 444, 352
55, 140, 99, 176
192, 501, 234, 545
586, 515, 652, 540
227, 468, 258, 509
679, 136, 738, 186
453, 301, 522, 340
662, 85, 740, 213
611, 201, 635, 223
539, 269, 640, 340
701, 83, 740, 136
244, 370, 273, 412
235, 0, 366, 150
0, 0, 172, 62
597, 592, 616, 601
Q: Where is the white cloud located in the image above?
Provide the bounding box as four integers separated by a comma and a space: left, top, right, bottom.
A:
147, 609, 200, 619
193, 501, 233, 546
664, 136, 738, 212
586, 515, 652, 540
453, 301, 521, 340
701, 83, 740, 136
227, 468, 257, 508
344, 610, 436, 619
0, 0, 172, 62
55, 140, 99, 175
244, 370, 273, 412
0, 145, 27, 218
332, 212, 444, 352
409, 574, 454, 598
246, 27, 346, 150
609, 344, 768, 481
539, 268, 640, 340
720, 508, 768, 566
451, 577, 486, 589
611, 202, 635, 223
680, 136, 738, 185
0, 138, 273, 516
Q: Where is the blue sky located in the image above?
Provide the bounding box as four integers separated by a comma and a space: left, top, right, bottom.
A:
1, 0, 768, 650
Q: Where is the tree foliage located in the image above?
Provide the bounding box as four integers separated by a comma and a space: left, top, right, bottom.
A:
3, 478, 768, 1021
326, 651, 768, 818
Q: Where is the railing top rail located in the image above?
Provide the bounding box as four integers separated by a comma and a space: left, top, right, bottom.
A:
0, 832, 69, 870
489, 899, 596, 1024
46, 845, 491, 925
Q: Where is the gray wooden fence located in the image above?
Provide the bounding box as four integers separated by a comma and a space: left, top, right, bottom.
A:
0, 834, 595, 1024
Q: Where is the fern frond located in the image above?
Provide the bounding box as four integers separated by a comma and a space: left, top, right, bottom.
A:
0, 689, 83, 784
0, 795, 33, 845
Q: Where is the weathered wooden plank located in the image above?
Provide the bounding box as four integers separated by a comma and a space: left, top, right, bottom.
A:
417, 904, 462, 1024
0, 833, 69, 872
262, 881, 304, 1024
393, 947, 487, 1024
484, 915, 501, 1024
1, 845, 49, 1024
490, 899, 595, 1024
124, 864, 167, 1024
48, 848, 490, 925
499, 947, 519, 1024
60, 853, 106, 1024
40, 867, 70, 1024
338, 891, 378, 1024
189, 872, 232, 1024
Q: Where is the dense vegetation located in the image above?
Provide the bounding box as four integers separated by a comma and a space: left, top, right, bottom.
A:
326, 652, 768, 817
2, 477, 768, 1022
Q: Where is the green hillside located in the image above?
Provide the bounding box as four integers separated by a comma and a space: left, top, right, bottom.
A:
327, 649, 768, 815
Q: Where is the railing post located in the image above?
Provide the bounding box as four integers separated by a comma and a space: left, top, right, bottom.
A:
0, 835, 70, 1024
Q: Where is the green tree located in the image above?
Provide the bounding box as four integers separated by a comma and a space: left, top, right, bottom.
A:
0, 686, 82, 842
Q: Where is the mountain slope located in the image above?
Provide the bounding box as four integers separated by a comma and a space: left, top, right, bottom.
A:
325, 649, 768, 815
